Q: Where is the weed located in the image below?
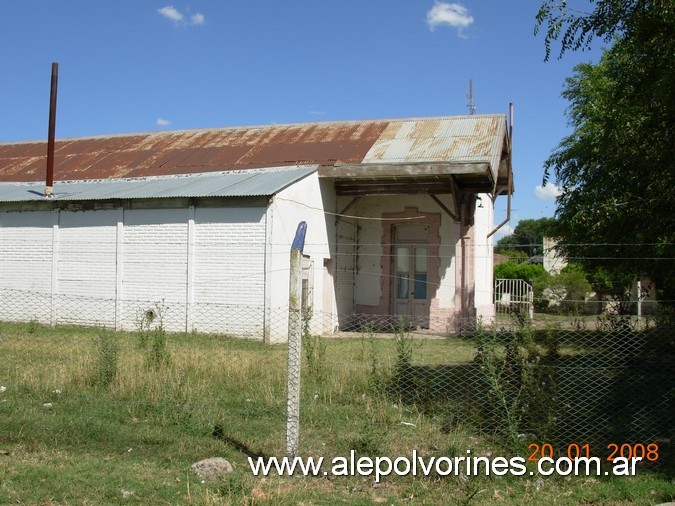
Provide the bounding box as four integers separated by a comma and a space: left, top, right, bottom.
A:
148, 324, 170, 369
474, 319, 560, 448
135, 300, 171, 369
302, 308, 326, 380
214, 475, 248, 503
389, 317, 416, 399
27, 319, 40, 334
562, 305, 588, 330
348, 420, 386, 456
93, 331, 119, 387
362, 324, 388, 395
134, 307, 153, 349
393, 317, 413, 373
597, 312, 635, 333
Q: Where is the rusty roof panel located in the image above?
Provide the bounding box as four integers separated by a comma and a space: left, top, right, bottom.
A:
191, 145, 252, 168
0, 142, 45, 159
361, 115, 507, 182
4, 156, 46, 181
0, 116, 507, 184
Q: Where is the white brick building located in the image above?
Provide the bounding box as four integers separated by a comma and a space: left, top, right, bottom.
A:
0, 116, 513, 341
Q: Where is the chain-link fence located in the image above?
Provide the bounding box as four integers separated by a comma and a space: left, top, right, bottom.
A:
1, 289, 672, 471
306, 310, 673, 466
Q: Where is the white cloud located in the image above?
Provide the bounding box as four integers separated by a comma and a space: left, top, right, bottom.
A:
158, 6, 205, 26
308, 110, 326, 116
156, 118, 171, 127
426, 2, 474, 37
190, 13, 205, 25
534, 183, 562, 200
158, 6, 183, 23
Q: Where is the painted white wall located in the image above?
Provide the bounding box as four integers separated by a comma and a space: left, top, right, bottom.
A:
0, 210, 54, 322
57, 209, 118, 326
543, 237, 567, 275
122, 208, 189, 303
266, 171, 334, 341
120, 208, 189, 330
473, 193, 495, 320
190, 206, 267, 335
0, 203, 270, 337
437, 211, 459, 310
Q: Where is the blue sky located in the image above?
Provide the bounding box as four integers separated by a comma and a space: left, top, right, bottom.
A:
0, 1, 603, 234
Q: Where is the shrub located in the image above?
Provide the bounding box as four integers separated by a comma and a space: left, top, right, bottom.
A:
494, 261, 547, 283
536, 264, 593, 313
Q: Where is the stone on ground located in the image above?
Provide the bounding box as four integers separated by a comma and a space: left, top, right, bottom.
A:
190, 457, 233, 481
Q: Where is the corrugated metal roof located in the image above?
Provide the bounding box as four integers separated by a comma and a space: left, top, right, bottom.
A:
0, 115, 509, 185
0, 121, 389, 182
0, 166, 316, 203
360, 116, 506, 182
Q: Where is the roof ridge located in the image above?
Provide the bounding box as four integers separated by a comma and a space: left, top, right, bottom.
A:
0, 113, 507, 145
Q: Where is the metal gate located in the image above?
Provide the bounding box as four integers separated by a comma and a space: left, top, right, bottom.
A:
494, 278, 533, 318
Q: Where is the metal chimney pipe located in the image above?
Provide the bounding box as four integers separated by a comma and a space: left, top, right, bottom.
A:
45, 62, 58, 198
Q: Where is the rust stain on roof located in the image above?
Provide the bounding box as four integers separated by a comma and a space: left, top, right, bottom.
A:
0, 122, 389, 182
0, 116, 508, 183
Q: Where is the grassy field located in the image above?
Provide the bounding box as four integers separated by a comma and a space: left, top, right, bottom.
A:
0, 322, 673, 505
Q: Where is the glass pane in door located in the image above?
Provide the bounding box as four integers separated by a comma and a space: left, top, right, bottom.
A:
414, 247, 427, 299
396, 247, 410, 299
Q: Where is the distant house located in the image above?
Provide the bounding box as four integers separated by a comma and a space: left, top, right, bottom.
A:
0, 115, 513, 341
543, 237, 567, 274
541, 237, 657, 314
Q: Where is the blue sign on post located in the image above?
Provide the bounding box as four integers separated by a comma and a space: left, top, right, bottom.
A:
291, 221, 307, 253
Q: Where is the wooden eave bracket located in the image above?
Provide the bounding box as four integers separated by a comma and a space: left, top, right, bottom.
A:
335, 196, 361, 224
429, 194, 457, 221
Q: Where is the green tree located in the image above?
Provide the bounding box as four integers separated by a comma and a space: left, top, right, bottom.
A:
537, 1, 675, 299
495, 218, 557, 258
495, 248, 528, 264
535, 0, 674, 61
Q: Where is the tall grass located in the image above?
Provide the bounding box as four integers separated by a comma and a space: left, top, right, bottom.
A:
93, 330, 119, 387
0, 321, 672, 505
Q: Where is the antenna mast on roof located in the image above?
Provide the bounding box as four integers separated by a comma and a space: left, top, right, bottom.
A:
467, 79, 477, 115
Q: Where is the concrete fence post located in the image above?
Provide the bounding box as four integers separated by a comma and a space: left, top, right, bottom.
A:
286, 221, 307, 458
